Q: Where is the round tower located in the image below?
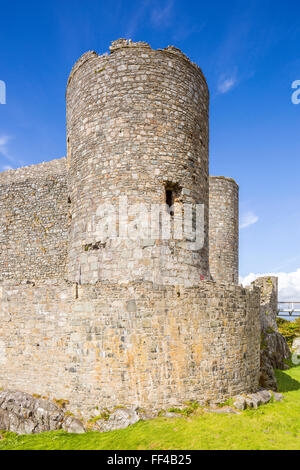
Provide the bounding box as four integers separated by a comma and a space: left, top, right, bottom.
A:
209, 176, 239, 284
66, 39, 209, 286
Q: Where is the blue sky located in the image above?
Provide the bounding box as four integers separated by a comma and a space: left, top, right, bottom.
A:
0, 0, 299, 289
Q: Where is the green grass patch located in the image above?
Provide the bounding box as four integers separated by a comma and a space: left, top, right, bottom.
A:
1, 366, 300, 450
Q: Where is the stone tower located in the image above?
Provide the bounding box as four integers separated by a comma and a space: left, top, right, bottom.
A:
209, 176, 239, 284
66, 39, 210, 286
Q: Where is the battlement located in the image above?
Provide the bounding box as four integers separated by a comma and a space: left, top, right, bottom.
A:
67, 39, 208, 91
209, 175, 239, 186
109, 38, 151, 51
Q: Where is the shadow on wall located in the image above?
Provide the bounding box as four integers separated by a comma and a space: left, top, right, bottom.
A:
276, 369, 300, 393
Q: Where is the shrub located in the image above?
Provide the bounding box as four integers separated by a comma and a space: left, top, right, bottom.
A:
277, 317, 300, 347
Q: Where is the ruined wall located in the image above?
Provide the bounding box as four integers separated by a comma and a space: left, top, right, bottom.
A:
209, 176, 239, 284
252, 276, 278, 331
66, 39, 209, 287
0, 158, 68, 280
252, 276, 291, 389
0, 280, 260, 415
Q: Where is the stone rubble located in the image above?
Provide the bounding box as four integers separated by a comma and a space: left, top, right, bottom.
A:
92, 407, 140, 432
233, 390, 283, 411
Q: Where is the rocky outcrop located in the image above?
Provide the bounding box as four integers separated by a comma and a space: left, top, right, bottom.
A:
260, 348, 278, 390
263, 330, 291, 370
260, 330, 291, 390
0, 391, 85, 435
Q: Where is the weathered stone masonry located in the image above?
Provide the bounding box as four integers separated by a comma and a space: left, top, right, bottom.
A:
66, 41, 210, 286
0, 158, 68, 280
0, 280, 260, 414
252, 277, 291, 390
209, 176, 239, 285
0, 39, 263, 415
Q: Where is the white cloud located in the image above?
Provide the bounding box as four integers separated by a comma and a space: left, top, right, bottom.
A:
0, 165, 13, 171
240, 269, 300, 301
0, 135, 14, 163
217, 76, 237, 94
0, 135, 11, 149
151, 0, 173, 28
240, 211, 259, 229
125, 0, 174, 38
126, 2, 147, 37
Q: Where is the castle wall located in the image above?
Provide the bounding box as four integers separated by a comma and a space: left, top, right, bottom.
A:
209, 176, 239, 284
66, 40, 210, 287
0, 280, 260, 415
0, 159, 68, 281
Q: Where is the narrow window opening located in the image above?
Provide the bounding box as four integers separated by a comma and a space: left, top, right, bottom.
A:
67, 137, 71, 167
166, 189, 174, 216
192, 208, 197, 233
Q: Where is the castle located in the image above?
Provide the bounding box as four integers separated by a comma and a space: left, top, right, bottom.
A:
0, 40, 262, 415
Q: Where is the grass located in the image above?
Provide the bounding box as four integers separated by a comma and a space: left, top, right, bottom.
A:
1, 366, 300, 450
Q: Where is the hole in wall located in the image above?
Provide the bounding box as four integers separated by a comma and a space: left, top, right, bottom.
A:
164, 181, 182, 217
166, 189, 174, 216
67, 137, 71, 167
83, 241, 106, 252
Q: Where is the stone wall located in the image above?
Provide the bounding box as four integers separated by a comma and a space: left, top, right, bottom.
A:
0, 279, 260, 415
66, 39, 210, 287
0, 158, 68, 281
209, 176, 239, 284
